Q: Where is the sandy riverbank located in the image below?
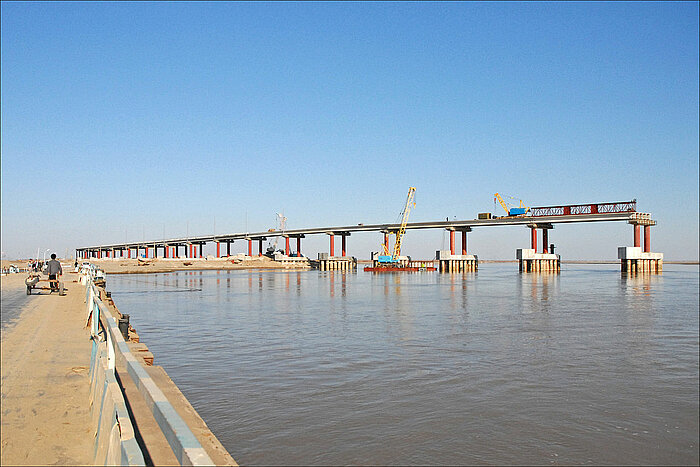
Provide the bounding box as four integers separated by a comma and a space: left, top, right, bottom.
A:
1, 271, 94, 465
2, 256, 312, 275
88, 255, 312, 274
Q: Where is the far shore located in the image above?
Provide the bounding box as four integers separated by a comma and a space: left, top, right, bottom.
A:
2, 257, 697, 276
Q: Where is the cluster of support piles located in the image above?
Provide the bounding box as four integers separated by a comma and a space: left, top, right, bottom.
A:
436, 251, 478, 272
620, 252, 663, 273
619, 214, 662, 274
518, 254, 560, 272
517, 224, 561, 273
438, 228, 478, 273
317, 255, 356, 271
316, 233, 357, 271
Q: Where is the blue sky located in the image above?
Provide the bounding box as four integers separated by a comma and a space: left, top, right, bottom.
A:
2, 2, 698, 260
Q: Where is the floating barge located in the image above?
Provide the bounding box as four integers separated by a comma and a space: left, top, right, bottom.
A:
365, 254, 436, 272
364, 265, 436, 272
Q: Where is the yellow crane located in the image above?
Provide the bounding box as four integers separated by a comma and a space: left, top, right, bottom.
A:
392, 186, 416, 259
379, 187, 416, 262
494, 193, 529, 216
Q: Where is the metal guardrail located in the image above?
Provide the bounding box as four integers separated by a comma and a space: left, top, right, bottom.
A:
83, 267, 215, 466
529, 200, 637, 217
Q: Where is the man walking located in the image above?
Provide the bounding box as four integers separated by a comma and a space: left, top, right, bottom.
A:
46, 253, 62, 293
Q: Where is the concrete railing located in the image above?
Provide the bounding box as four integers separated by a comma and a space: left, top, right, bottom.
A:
83, 267, 215, 466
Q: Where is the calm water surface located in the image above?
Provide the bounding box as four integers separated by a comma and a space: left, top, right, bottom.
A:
108, 264, 699, 465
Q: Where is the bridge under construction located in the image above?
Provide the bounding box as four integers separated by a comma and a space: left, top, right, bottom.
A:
76, 199, 662, 274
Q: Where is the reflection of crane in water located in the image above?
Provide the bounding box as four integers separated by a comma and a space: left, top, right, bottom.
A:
266, 212, 287, 255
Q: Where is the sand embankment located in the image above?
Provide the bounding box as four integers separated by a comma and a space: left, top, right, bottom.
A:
1, 271, 93, 465
89, 255, 311, 274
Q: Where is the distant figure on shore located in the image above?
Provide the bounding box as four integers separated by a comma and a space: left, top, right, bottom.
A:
46, 253, 63, 293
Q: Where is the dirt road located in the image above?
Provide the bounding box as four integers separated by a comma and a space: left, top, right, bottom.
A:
1, 272, 94, 465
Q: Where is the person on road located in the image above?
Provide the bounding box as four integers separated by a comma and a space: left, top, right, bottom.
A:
46, 253, 63, 293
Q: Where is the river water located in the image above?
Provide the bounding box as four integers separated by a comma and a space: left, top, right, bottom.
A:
107, 264, 699, 465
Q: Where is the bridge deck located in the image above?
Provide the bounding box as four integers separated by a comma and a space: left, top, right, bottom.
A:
80, 212, 648, 251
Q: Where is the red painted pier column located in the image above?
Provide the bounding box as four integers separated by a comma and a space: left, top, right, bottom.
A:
383, 233, 389, 254
164, 246, 168, 258
199, 244, 203, 258
644, 225, 651, 253
297, 237, 302, 257
258, 239, 263, 256
531, 228, 537, 253
330, 234, 335, 257
634, 225, 641, 248
461, 230, 467, 255
248, 239, 252, 257
216, 242, 220, 258
285, 237, 290, 256
342, 235, 347, 257
450, 230, 455, 255
145, 247, 149, 259
542, 229, 549, 254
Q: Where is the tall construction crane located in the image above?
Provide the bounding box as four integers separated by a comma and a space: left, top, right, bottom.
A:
265, 212, 287, 255
392, 186, 416, 259
379, 187, 416, 263
494, 193, 529, 217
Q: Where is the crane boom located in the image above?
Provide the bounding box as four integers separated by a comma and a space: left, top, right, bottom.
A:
494, 193, 509, 216
392, 187, 416, 259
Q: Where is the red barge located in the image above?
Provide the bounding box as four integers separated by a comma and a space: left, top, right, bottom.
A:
364, 265, 436, 272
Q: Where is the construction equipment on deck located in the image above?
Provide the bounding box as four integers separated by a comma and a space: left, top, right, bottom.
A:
494, 193, 529, 217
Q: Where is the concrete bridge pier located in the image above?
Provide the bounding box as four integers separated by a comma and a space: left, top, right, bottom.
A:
283, 234, 304, 257
620, 213, 662, 274
437, 251, 477, 272
439, 227, 477, 272
317, 254, 356, 271
518, 224, 560, 273
318, 232, 356, 270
